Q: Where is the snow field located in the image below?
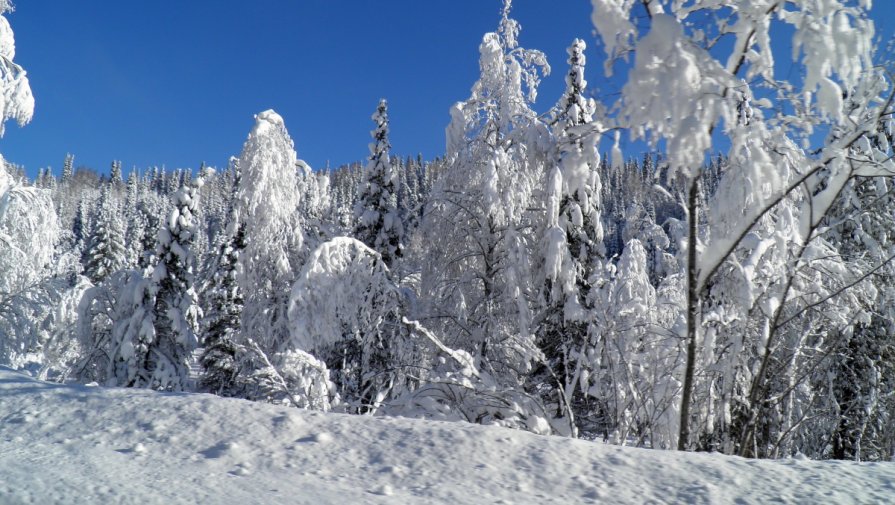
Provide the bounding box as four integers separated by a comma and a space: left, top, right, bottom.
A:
1, 367, 893, 504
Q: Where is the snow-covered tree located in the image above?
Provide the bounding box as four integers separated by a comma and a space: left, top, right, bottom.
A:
534, 38, 605, 434
199, 215, 245, 397
590, 0, 894, 451
587, 239, 677, 446
73, 269, 150, 386
61, 153, 74, 185
76, 175, 204, 390
109, 160, 123, 187
288, 237, 412, 413
0, 155, 64, 369
0, 1, 33, 137
83, 188, 127, 283
236, 110, 301, 355
354, 99, 404, 267
421, 0, 549, 393
143, 175, 203, 390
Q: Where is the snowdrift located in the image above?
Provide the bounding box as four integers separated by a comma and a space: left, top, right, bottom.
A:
0, 367, 892, 504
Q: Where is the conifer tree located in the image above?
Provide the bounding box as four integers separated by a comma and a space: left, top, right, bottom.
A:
83, 188, 127, 283
110, 160, 123, 187
200, 177, 246, 397
535, 38, 605, 434
61, 153, 74, 185
138, 175, 203, 390
354, 99, 404, 267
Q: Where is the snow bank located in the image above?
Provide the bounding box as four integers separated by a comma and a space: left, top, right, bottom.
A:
1, 368, 893, 504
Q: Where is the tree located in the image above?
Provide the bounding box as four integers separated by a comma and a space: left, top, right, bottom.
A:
235, 110, 302, 356
61, 154, 74, 185
534, 38, 605, 435
419, 0, 550, 428
143, 174, 203, 390
77, 175, 204, 390
288, 237, 411, 413
109, 160, 123, 187
0, 7, 59, 367
199, 212, 245, 396
0, 165, 63, 368
590, 0, 893, 451
83, 187, 127, 283
354, 99, 404, 267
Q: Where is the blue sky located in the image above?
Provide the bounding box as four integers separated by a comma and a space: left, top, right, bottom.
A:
0, 1, 594, 178
0, 1, 892, 179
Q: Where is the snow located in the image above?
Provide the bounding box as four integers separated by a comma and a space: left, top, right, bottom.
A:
1, 367, 893, 504
0, 13, 34, 136
252, 109, 285, 135
590, 0, 637, 75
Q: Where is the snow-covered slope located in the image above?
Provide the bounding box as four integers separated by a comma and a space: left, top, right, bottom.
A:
1, 367, 892, 505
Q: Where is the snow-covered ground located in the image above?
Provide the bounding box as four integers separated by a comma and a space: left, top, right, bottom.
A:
1, 367, 892, 505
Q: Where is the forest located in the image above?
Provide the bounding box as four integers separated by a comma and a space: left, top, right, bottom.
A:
1, 0, 893, 463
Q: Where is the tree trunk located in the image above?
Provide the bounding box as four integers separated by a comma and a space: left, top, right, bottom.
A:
678, 178, 700, 451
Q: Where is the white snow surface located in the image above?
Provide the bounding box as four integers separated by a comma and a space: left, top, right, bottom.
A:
1, 367, 893, 504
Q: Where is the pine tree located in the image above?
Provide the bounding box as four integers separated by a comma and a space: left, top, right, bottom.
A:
354, 99, 404, 267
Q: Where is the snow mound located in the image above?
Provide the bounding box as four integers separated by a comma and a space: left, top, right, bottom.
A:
1, 367, 893, 504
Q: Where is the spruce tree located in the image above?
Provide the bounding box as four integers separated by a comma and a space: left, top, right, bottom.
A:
61, 153, 74, 185
200, 182, 246, 397
199, 222, 245, 396
534, 38, 605, 435
110, 160, 123, 187
138, 175, 203, 391
354, 99, 404, 267
84, 188, 127, 283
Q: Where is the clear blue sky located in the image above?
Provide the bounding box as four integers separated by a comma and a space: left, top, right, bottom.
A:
1, 1, 892, 179
0, 1, 595, 178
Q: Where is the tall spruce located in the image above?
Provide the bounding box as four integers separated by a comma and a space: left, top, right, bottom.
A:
354, 99, 404, 267
139, 174, 203, 390
200, 163, 246, 396
535, 38, 605, 435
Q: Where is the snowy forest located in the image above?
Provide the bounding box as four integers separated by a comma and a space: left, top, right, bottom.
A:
2, 0, 894, 463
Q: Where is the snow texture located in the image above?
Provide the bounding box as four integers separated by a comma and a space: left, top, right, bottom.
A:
1, 367, 893, 504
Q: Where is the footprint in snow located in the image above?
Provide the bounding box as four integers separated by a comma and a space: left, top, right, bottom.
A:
200, 441, 239, 459
295, 432, 333, 445
116, 442, 147, 455
368, 484, 394, 496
